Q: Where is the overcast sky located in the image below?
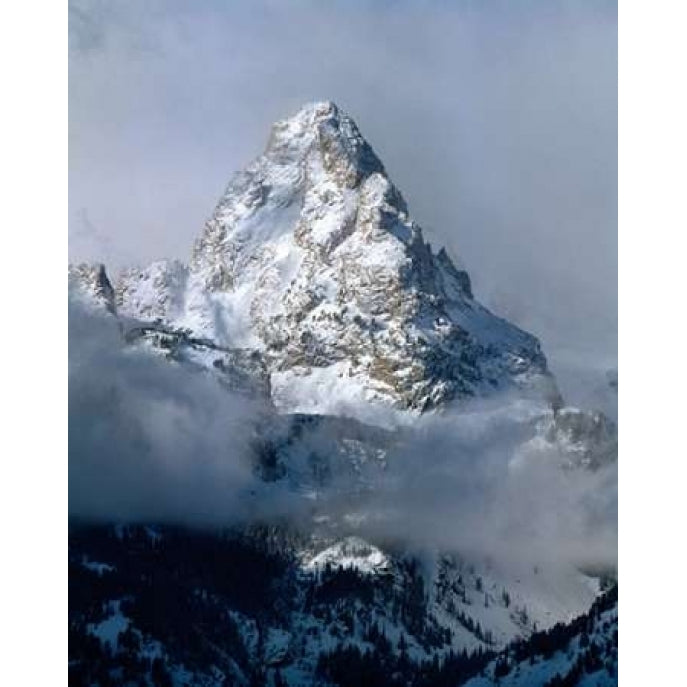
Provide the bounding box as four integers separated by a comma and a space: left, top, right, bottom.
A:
69, 0, 617, 393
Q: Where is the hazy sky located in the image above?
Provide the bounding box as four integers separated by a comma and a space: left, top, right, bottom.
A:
69, 0, 617, 391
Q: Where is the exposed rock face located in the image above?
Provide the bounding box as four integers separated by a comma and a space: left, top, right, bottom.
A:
72, 101, 558, 413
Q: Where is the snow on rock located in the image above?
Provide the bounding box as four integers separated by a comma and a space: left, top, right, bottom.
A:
116, 259, 189, 322
68, 263, 117, 315
304, 536, 391, 575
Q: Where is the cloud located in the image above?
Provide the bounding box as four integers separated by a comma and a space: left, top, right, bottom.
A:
68, 298, 267, 522
68, 0, 617, 382
69, 298, 616, 570
368, 404, 617, 569
292, 397, 618, 571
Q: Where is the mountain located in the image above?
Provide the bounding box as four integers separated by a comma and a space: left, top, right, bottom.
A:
68, 524, 610, 687
106, 101, 558, 415
464, 585, 617, 687
68, 102, 617, 686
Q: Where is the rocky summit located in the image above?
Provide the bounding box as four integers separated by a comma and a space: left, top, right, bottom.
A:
75, 101, 559, 414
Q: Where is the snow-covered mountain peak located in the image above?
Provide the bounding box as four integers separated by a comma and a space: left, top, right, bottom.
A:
264, 100, 386, 188
77, 102, 560, 415
187, 100, 399, 291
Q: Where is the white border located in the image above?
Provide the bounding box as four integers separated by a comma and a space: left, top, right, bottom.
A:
6, 0, 686, 684
0, 0, 67, 682
620, 0, 687, 684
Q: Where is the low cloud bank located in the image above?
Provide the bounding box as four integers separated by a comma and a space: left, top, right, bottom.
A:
69, 300, 266, 522
69, 300, 616, 570
365, 406, 617, 570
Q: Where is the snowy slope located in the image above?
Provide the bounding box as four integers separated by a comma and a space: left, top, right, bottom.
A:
116, 259, 189, 323
464, 586, 617, 687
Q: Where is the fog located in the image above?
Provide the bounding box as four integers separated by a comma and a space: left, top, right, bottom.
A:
69, 300, 266, 522
69, 0, 617, 397
360, 406, 617, 570
69, 299, 616, 569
